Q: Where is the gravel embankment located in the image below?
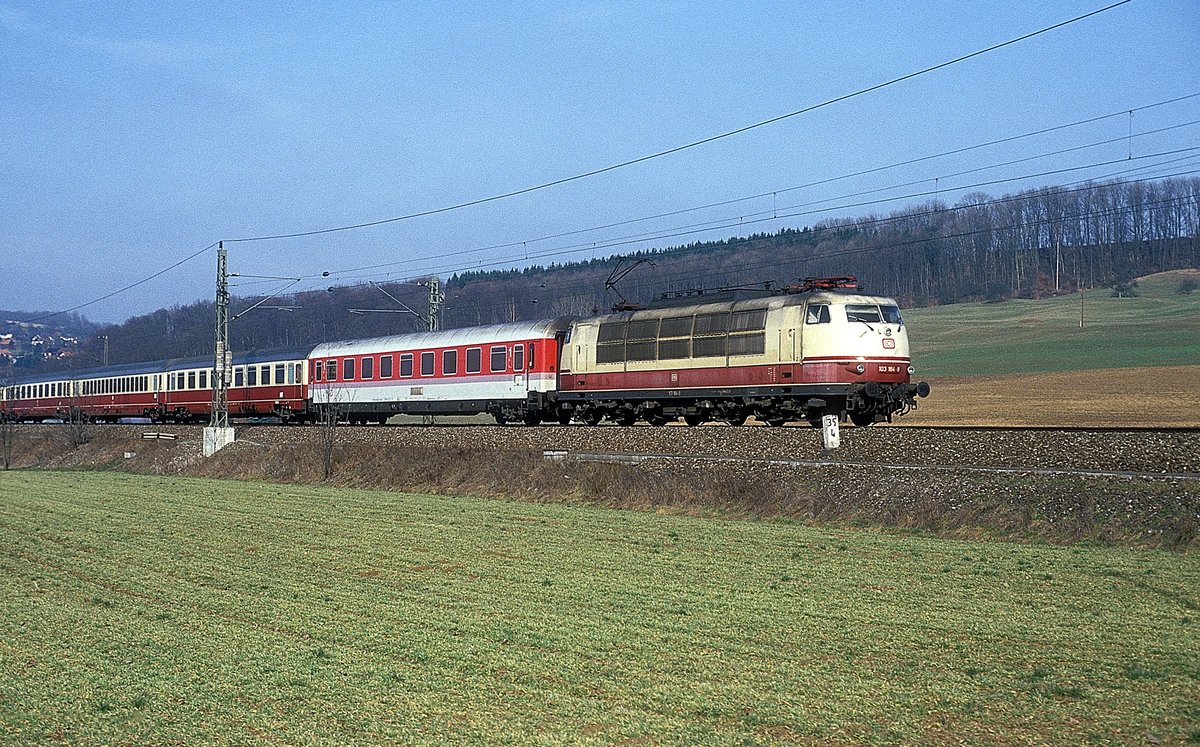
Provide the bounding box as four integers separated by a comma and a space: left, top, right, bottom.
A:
120, 423, 1200, 476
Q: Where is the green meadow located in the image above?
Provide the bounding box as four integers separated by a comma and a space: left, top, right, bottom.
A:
904, 273, 1200, 377
1, 471, 1196, 745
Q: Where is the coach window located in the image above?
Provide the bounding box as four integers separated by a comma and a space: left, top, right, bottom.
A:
805, 304, 831, 324
185, 371, 194, 389
200, 371, 208, 389
247, 366, 257, 387
490, 346, 507, 372
261, 365, 271, 385
294, 363, 303, 383
442, 350, 457, 375
362, 357, 374, 380
400, 353, 413, 377
314, 361, 324, 382
513, 345, 524, 372
343, 358, 356, 381
379, 355, 393, 379
466, 348, 482, 374
420, 351, 434, 377
274, 364, 285, 384
235, 367, 245, 387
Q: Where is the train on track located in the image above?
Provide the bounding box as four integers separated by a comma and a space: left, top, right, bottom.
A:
1, 279, 929, 427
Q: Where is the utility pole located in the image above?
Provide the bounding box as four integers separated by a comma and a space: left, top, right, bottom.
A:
1078, 268, 1085, 329
204, 242, 235, 456
211, 242, 230, 428
427, 277, 443, 331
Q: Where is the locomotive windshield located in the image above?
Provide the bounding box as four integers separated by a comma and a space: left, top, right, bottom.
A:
845, 303, 903, 328
845, 304, 882, 324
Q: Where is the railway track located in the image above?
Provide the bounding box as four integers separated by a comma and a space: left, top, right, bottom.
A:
21, 422, 1197, 478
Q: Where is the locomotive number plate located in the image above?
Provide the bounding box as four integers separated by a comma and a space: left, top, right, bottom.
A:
878, 365, 903, 374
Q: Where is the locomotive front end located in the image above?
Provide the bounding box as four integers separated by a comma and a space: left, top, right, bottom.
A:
799, 293, 930, 425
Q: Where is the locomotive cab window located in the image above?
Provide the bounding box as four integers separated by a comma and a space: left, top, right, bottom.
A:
881, 305, 903, 326
805, 304, 831, 324
845, 304, 882, 324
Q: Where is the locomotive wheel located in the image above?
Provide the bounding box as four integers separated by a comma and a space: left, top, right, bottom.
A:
646, 413, 668, 427
682, 413, 703, 427
849, 410, 875, 427
556, 411, 572, 426
614, 411, 637, 427
581, 411, 602, 426
523, 411, 542, 426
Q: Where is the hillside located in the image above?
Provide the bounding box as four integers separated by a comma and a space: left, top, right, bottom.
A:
906, 269, 1200, 377
7, 175, 1199, 375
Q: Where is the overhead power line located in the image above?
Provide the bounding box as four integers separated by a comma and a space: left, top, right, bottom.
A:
454, 191, 1200, 316
320, 148, 1200, 286
317, 110, 1200, 279
22, 243, 219, 325
225, 0, 1136, 244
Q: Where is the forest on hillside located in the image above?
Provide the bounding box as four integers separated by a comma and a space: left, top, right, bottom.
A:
6, 175, 1198, 374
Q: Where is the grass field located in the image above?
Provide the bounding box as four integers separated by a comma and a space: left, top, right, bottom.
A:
904, 271, 1200, 377
1, 471, 1197, 745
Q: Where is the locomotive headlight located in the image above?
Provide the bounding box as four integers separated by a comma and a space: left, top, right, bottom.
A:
854, 363, 866, 374
907, 365, 915, 375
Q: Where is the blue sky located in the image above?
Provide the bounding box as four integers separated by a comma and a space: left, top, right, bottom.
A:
1, 1, 1197, 323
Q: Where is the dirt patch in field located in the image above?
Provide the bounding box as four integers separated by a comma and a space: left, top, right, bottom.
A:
905, 365, 1200, 428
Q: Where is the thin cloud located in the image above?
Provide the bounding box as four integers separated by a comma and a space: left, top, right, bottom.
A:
0, 4, 195, 69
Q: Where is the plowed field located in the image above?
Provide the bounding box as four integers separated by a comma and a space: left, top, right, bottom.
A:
902, 365, 1200, 428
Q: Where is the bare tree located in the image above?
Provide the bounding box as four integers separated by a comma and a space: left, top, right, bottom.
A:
314, 383, 344, 481
62, 383, 91, 448
0, 413, 14, 470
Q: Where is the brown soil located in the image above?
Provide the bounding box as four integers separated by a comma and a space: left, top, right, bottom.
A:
904, 365, 1200, 428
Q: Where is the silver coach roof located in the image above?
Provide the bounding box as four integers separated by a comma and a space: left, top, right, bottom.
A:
310, 317, 578, 358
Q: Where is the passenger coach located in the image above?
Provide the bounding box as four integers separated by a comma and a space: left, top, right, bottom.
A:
0, 348, 309, 423
307, 319, 573, 425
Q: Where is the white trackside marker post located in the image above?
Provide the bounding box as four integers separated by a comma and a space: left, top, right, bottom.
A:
821, 414, 840, 451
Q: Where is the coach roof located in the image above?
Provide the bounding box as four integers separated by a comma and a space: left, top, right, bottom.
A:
310, 318, 577, 359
